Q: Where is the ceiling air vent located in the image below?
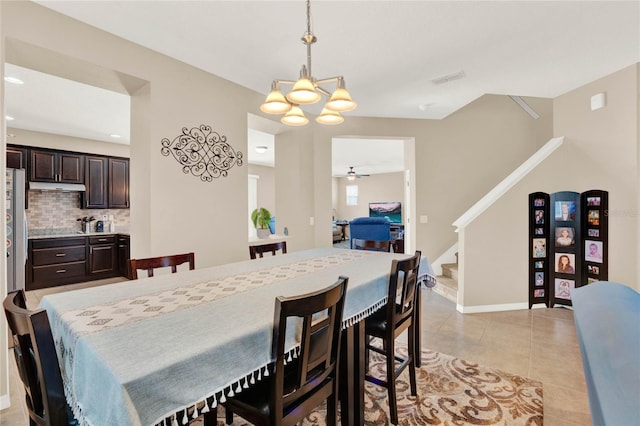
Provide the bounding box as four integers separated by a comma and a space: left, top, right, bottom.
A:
431, 70, 466, 85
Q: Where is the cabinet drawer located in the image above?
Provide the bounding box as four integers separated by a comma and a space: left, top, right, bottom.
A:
33, 261, 87, 283
31, 237, 86, 249
32, 245, 86, 266
89, 235, 116, 245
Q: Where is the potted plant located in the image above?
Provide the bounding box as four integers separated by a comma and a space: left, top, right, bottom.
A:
251, 207, 272, 239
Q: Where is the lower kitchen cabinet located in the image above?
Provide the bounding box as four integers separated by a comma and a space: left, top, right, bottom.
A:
88, 235, 117, 276
28, 237, 88, 290
26, 234, 131, 290
117, 234, 131, 279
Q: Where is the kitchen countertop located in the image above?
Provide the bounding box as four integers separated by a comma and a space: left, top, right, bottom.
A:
28, 230, 130, 240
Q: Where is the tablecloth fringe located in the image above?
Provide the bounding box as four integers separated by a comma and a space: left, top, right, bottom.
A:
154, 345, 302, 426
342, 298, 387, 328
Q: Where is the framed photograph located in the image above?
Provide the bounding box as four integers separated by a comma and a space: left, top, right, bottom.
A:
554, 279, 575, 300
554, 201, 576, 221
534, 210, 544, 224
588, 265, 600, 275
587, 196, 601, 206
534, 198, 545, 207
588, 210, 600, 226
535, 272, 544, 287
535, 227, 544, 235
533, 238, 546, 258
555, 253, 576, 274
554, 227, 575, 247
534, 261, 544, 269
585, 240, 603, 263
588, 228, 600, 238
534, 289, 545, 298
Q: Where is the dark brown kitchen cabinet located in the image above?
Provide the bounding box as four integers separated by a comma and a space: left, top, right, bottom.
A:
109, 158, 130, 208
27, 237, 88, 290
6, 145, 28, 169
30, 149, 84, 183
83, 156, 129, 209
117, 234, 131, 278
88, 235, 117, 276
84, 156, 109, 209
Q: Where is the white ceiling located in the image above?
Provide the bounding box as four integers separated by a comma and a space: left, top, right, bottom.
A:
5, 1, 639, 175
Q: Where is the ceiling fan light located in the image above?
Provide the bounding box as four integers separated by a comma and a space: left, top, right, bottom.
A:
260, 85, 292, 114
281, 105, 309, 126
286, 77, 321, 104
347, 174, 356, 181
325, 87, 357, 112
315, 108, 344, 125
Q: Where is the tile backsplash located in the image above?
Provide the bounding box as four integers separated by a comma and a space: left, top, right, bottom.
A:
26, 191, 130, 233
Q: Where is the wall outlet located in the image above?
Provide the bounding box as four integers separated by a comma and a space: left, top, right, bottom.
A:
309, 216, 314, 226
420, 215, 428, 224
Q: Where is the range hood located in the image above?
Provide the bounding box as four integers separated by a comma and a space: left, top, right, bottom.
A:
28, 182, 86, 192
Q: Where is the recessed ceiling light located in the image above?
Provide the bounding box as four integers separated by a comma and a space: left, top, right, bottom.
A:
110, 134, 121, 139
5, 115, 15, 121
4, 76, 24, 85
255, 146, 268, 154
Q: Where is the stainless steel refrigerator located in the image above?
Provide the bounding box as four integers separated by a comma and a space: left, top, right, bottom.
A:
6, 168, 27, 292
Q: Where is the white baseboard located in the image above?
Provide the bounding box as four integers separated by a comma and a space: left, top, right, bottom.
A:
0, 393, 11, 410
457, 302, 530, 314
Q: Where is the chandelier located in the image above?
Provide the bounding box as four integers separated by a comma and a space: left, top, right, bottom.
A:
260, 0, 357, 126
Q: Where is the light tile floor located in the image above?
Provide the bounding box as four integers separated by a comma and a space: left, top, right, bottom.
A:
1, 280, 591, 425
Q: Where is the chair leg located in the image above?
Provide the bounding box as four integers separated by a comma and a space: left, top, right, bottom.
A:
203, 408, 217, 426
326, 391, 338, 426
407, 323, 417, 396
387, 337, 398, 425
226, 408, 233, 424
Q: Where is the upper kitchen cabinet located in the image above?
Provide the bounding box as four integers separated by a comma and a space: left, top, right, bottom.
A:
83, 155, 129, 209
84, 156, 109, 209
30, 149, 84, 183
6, 145, 28, 169
109, 158, 129, 209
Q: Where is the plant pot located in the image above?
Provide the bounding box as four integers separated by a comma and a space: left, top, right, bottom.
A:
256, 229, 271, 239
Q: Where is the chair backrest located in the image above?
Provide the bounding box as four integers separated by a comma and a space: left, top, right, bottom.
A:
352, 238, 391, 252
270, 276, 348, 422
386, 251, 422, 329
3, 290, 70, 426
129, 252, 195, 279
249, 241, 287, 259
349, 217, 391, 249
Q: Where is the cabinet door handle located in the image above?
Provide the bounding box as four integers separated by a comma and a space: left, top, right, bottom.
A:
55, 253, 66, 257
55, 269, 67, 273
98, 239, 108, 242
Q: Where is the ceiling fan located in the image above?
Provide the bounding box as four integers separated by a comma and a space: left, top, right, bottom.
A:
346, 166, 369, 180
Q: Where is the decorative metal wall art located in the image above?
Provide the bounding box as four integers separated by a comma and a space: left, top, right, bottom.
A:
161, 124, 243, 182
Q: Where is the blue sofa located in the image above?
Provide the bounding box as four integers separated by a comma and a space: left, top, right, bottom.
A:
348, 217, 391, 249
571, 281, 640, 426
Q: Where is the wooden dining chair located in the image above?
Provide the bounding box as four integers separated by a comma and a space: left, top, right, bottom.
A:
364, 250, 422, 425
3, 289, 79, 426
249, 241, 287, 259
129, 252, 195, 279
352, 238, 391, 252
216, 276, 348, 426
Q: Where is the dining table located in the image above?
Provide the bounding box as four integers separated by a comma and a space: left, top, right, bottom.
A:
39, 247, 434, 426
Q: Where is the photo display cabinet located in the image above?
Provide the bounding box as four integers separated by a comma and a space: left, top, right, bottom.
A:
528, 190, 608, 308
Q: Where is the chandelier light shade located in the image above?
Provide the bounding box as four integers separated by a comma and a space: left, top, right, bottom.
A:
260, 0, 356, 126
281, 105, 309, 126
315, 108, 344, 125
260, 83, 293, 114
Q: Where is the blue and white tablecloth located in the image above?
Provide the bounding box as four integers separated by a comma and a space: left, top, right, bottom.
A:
40, 248, 422, 426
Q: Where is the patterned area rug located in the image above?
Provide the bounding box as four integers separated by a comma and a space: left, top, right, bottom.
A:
196, 345, 543, 425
